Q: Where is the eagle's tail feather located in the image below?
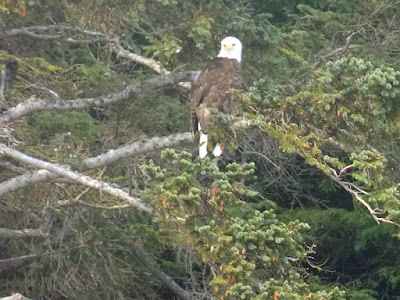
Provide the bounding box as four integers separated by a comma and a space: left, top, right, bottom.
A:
212, 143, 223, 157
199, 132, 208, 158
198, 123, 208, 158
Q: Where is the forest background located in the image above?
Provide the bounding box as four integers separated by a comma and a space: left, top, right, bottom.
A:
0, 0, 400, 299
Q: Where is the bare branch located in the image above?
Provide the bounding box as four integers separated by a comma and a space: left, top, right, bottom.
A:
329, 171, 399, 227
112, 40, 167, 74
0, 227, 48, 239
111, 39, 194, 89
2, 24, 196, 89
133, 246, 192, 300
0, 68, 5, 104
0, 293, 31, 300
0, 133, 192, 200
314, 30, 360, 67
0, 169, 58, 196
1, 24, 115, 43
0, 244, 87, 265
0, 144, 154, 214
56, 199, 131, 210
0, 71, 198, 125
84, 132, 192, 169
0, 132, 192, 197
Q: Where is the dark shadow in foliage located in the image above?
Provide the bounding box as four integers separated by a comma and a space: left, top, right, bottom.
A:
284, 208, 400, 299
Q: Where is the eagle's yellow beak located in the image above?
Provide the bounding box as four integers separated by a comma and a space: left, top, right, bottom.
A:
224, 44, 233, 51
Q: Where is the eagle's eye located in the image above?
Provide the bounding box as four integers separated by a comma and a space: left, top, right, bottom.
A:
232, 43, 236, 46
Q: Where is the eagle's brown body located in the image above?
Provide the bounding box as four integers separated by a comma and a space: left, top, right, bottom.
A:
190, 57, 243, 135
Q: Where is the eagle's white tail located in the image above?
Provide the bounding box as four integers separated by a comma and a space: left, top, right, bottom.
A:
212, 143, 223, 157
198, 123, 208, 158
198, 123, 224, 158
199, 132, 208, 158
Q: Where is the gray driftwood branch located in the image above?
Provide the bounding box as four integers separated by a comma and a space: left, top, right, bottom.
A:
0, 293, 31, 300
0, 132, 192, 198
1, 24, 195, 88
328, 168, 400, 227
0, 144, 154, 214
0, 71, 198, 125
1, 24, 114, 43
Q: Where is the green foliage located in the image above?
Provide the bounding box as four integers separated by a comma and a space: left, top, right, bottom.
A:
140, 150, 349, 299
23, 111, 99, 163
197, 210, 311, 298
28, 111, 99, 143
141, 149, 257, 219
127, 93, 190, 136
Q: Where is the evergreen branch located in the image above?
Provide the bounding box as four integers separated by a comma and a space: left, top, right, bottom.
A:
0, 71, 198, 125
0, 144, 155, 214
0, 132, 192, 197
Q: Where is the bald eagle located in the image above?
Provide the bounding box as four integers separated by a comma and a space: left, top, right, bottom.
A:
190, 36, 243, 158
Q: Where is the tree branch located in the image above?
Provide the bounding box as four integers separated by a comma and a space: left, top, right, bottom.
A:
110, 39, 195, 89
328, 169, 399, 227
83, 132, 192, 169
0, 293, 31, 300
0, 132, 192, 197
112, 40, 167, 74
0, 71, 198, 125
0, 144, 154, 214
1, 24, 115, 43
0, 227, 48, 239
314, 30, 360, 68
0, 68, 5, 104
133, 246, 192, 300
1, 25, 196, 89
0, 244, 87, 265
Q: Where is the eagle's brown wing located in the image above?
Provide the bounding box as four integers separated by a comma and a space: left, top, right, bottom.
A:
190, 58, 242, 135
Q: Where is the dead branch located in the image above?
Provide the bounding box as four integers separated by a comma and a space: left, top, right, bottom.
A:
0, 71, 198, 125
328, 168, 399, 227
0, 143, 154, 214
0, 132, 192, 197
111, 39, 194, 89
0, 293, 31, 300
1, 24, 115, 43
0, 68, 5, 104
0, 228, 48, 239
2, 24, 195, 89
314, 30, 360, 68
133, 246, 192, 300
0, 169, 57, 197
112, 40, 167, 74
0, 244, 87, 265
56, 199, 131, 210
84, 132, 192, 169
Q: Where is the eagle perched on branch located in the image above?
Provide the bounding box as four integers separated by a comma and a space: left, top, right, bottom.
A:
190, 36, 243, 158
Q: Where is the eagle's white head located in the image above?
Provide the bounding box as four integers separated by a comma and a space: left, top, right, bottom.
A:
217, 36, 242, 63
